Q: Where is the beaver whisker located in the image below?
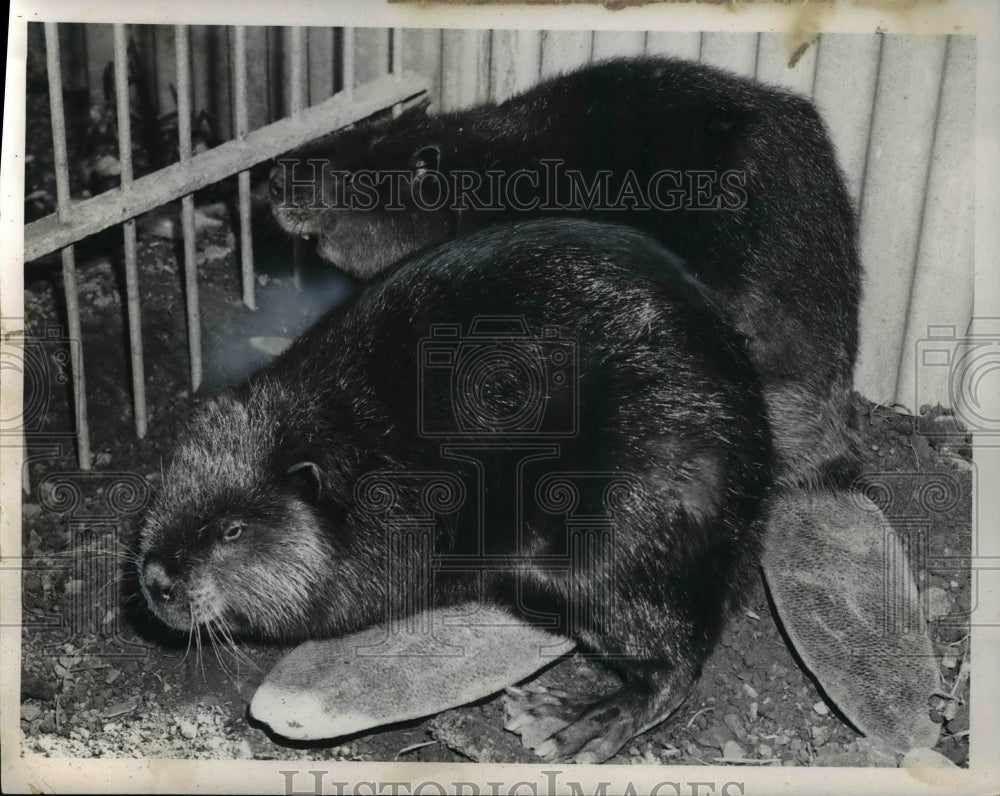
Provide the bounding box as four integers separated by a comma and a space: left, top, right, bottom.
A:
213, 618, 257, 671
203, 621, 236, 681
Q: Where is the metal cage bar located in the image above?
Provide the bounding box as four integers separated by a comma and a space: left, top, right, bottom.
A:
44, 22, 91, 471
343, 27, 355, 100
233, 26, 256, 311
113, 23, 148, 438
175, 25, 203, 392
289, 26, 306, 289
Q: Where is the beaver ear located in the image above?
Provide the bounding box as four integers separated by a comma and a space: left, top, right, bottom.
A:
284, 461, 324, 503
411, 144, 441, 176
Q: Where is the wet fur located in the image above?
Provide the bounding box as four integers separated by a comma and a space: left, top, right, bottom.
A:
138, 219, 772, 761
271, 56, 861, 489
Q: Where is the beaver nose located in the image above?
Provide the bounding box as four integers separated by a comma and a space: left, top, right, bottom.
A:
143, 560, 176, 603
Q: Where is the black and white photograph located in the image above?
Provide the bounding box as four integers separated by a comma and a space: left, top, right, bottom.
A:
2, 1, 999, 793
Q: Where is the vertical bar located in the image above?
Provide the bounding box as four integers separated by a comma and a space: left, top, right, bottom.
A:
391, 27, 403, 77
113, 24, 148, 439
288, 26, 306, 290
307, 27, 336, 104
44, 22, 91, 470
21, 427, 30, 495
233, 26, 256, 310
176, 25, 203, 392
391, 28, 403, 117
343, 27, 355, 99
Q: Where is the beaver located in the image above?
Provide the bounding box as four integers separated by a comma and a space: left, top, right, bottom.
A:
137, 218, 772, 763
270, 56, 860, 490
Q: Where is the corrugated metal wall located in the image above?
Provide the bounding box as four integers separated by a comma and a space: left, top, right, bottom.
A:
51, 26, 977, 413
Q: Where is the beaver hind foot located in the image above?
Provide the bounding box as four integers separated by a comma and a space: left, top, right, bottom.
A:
504, 666, 693, 763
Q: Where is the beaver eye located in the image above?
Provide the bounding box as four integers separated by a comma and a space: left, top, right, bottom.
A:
222, 522, 244, 542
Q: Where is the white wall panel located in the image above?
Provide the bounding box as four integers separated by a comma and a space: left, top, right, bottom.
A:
699, 32, 759, 78
854, 35, 949, 406
592, 30, 645, 62
440, 29, 490, 111
540, 30, 592, 79
490, 30, 542, 103
644, 31, 701, 61
811, 34, 881, 205
895, 35, 976, 413
755, 32, 817, 96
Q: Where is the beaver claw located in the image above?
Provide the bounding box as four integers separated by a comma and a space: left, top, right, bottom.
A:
503, 684, 636, 763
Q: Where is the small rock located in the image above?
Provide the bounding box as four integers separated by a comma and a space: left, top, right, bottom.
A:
748, 701, 758, 722
22, 503, 42, 521
812, 701, 829, 716
902, 747, 958, 768
178, 719, 198, 740
758, 743, 773, 757
93, 452, 112, 466
101, 698, 137, 718
695, 725, 735, 751
945, 706, 969, 735
723, 712, 747, 739
36, 736, 56, 754
854, 739, 900, 767
22, 674, 57, 701
810, 725, 831, 746
742, 683, 758, 699
721, 740, 746, 761
925, 587, 952, 622
22, 703, 42, 721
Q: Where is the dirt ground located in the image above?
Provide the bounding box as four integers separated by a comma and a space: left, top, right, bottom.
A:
17, 88, 972, 768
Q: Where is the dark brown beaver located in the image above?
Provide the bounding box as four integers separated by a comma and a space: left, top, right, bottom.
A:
137, 218, 772, 763
270, 56, 860, 490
